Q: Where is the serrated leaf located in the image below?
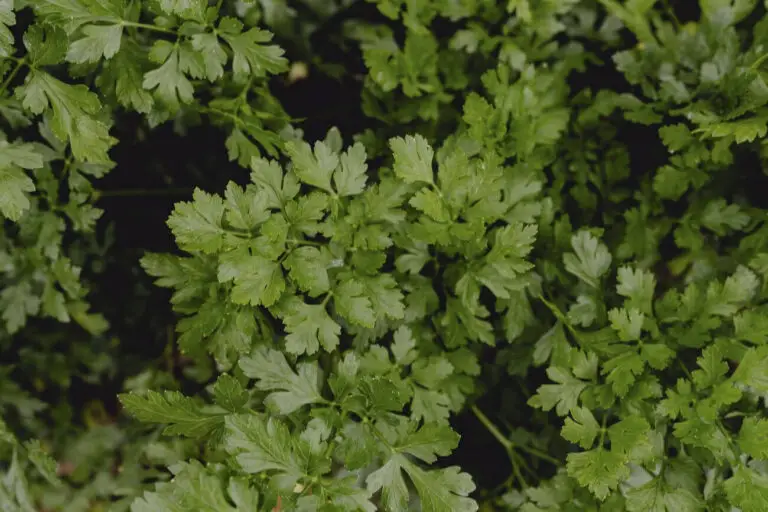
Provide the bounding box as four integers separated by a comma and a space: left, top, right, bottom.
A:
566, 449, 629, 500
282, 300, 340, 355
191, 33, 227, 81
738, 417, 768, 460
66, 23, 122, 63
119, 390, 224, 438
390, 134, 434, 184
225, 414, 304, 475
335, 279, 376, 328
167, 188, 226, 254
17, 71, 115, 162
561, 407, 600, 449
143, 48, 194, 111
220, 27, 287, 79
212, 374, 249, 412
397, 423, 460, 464
239, 347, 324, 414
218, 250, 285, 307
528, 367, 587, 416
335, 142, 368, 196
563, 231, 612, 288
283, 246, 330, 297
0, 165, 35, 221
724, 466, 768, 512
286, 139, 338, 193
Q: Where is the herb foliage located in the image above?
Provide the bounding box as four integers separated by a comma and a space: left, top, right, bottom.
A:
1, 0, 768, 511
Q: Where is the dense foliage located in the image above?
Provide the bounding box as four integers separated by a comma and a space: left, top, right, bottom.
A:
2, 0, 768, 510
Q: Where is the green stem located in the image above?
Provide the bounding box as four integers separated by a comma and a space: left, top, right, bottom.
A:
661, 0, 681, 29
288, 238, 323, 247
0, 58, 26, 96
472, 405, 561, 465
750, 52, 768, 72
95, 187, 194, 198
510, 451, 528, 489
120, 20, 176, 35
472, 405, 513, 451
678, 360, 693, 380
598, 413, 609, 449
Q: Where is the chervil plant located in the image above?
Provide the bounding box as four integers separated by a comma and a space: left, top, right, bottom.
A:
3, 0, 768, 511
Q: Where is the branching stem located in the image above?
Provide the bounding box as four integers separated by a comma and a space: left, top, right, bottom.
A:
471, 405, 561, 467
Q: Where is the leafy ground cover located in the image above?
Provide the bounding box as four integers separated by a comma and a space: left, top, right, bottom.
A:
2, 0, 768, 511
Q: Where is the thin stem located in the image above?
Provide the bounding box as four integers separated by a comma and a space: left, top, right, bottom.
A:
95, 187, 194, 198
661, 0, 681, 29
121, 20, 176, 35
510, 451, 528, 489
750, 52, 768, 72
288, 238, 323, 247
471, 405, 513, 451
519, 443, 561, 465
598, 413, 609, 449
678, 359, 693, 380
472, 405, 561, 465
0, 58, 26, 96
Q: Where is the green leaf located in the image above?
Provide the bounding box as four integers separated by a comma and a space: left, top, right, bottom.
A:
282, 300, 340, 355
700, 199, 750, 236
225, 414, 305, 475
212, 374, 249, 412
366, 457, 409, 511
17, 71, 115, 162
24, 440, 60, 486
239, 347, 324, 414
283, 246, 331, 297
608, 416, 650, 455
563, 231, 612, 288
250, 157, 300, 208
561, 407, 600, 449
167, 188, 226, 254
220, 27, 287, 79
389, 134, 434, 184
66, 24, 122, 63
335, 142, 368, 196
396, 423, 460, 464
132, 461, 242, 512
732, 346, 768, 393
286, 139, 338, 193
411, 387, 452, 423
625, 479, 702, 512
691, 345, 728, 389
528, 367, 588, 416
191, 33, 227, 82
566, 448, 629, 500
224, 182, 270, 231
158, 0, 206, 21
724, 466, 768, 512
608, 307, 645, 341
103, 43, 154, 113
143, 47, 194, 111
409, 187, 450, 222
616, 266, 656, 314
405, 462, 478, 512
0, 0, 16, 57
658, 123, 692, 152
367, 454, 478, 512
738, 417, 768, 460
602, 350, 645, 397
218, 250, 285, 307
119, 390, 224, 438
0, 141, 42, 220
335, 278, 377, 328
